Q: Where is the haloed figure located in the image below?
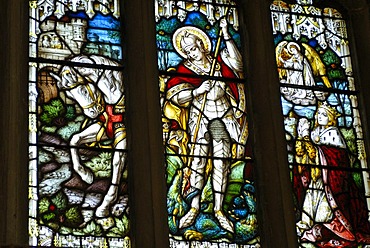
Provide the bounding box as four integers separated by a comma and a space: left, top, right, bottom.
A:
165, 19, 246, 233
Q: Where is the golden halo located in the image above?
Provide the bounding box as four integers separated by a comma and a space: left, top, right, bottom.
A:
287, 42, 300, 54
173, 26, 212, 59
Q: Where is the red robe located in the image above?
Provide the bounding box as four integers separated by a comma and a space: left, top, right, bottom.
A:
166, 55, 239, 101
321, 146, 370, 238
300, 145, 370, 247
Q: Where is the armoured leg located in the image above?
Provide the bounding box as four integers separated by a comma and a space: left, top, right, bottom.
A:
209, 119, 234, 233
179, 140, 209, 229
212, 140, 234, 233
189, 143, 209, 209
212, 140, 230, 212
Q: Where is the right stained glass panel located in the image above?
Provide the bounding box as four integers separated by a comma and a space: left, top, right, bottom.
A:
271, 0, 370, 246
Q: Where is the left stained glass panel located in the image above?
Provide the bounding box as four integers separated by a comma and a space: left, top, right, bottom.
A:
28, 1, 130, 247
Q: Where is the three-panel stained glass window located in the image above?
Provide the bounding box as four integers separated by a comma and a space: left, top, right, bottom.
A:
27, 0, 370, 247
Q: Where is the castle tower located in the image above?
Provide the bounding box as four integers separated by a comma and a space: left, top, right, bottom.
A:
71, 18, 87, 43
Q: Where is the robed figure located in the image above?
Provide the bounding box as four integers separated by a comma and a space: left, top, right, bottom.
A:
295, 102, 370, 246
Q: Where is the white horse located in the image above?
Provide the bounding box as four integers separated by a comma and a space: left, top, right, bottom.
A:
51, 55, 127, 218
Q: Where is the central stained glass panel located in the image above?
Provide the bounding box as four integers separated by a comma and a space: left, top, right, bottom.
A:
154, 0, 260, 246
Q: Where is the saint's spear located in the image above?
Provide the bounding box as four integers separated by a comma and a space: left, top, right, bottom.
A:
183, 6, 231, 195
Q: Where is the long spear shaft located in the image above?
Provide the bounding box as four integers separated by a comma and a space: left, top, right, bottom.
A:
186, 7, 230, 170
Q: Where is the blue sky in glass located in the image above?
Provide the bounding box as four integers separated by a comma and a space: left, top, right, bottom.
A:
281, 90, 353, 128
89, 12, 120, 30
68, 10, 89, 19
67, 11, 120, 30
86, 29, 121, 44
87, 13, 121, 44
67, 11, 122, 45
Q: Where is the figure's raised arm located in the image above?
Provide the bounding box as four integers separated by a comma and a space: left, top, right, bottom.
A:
220, 19, 243, 74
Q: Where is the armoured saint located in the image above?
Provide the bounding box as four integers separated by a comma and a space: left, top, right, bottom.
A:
164, 19, 247, 233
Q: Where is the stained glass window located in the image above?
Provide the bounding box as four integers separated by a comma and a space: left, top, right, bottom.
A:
271, 0, 370, 246
155, 0, 260, 246
28, 1, 130, 247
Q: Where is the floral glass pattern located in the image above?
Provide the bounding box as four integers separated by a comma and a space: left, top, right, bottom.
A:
271, 0, 370, 246
155, 0, 260, 246
28, 1, 130, 247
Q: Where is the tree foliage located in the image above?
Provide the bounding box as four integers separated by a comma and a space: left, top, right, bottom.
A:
64, 206, 84, 227
85, 152, 112, 178
57, 121, 82, 141
156, 18, 181, 70
40, 98, 77, 126
51, 191, 68, 211
107, 216, 130, 237
40, 99, 66, 125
